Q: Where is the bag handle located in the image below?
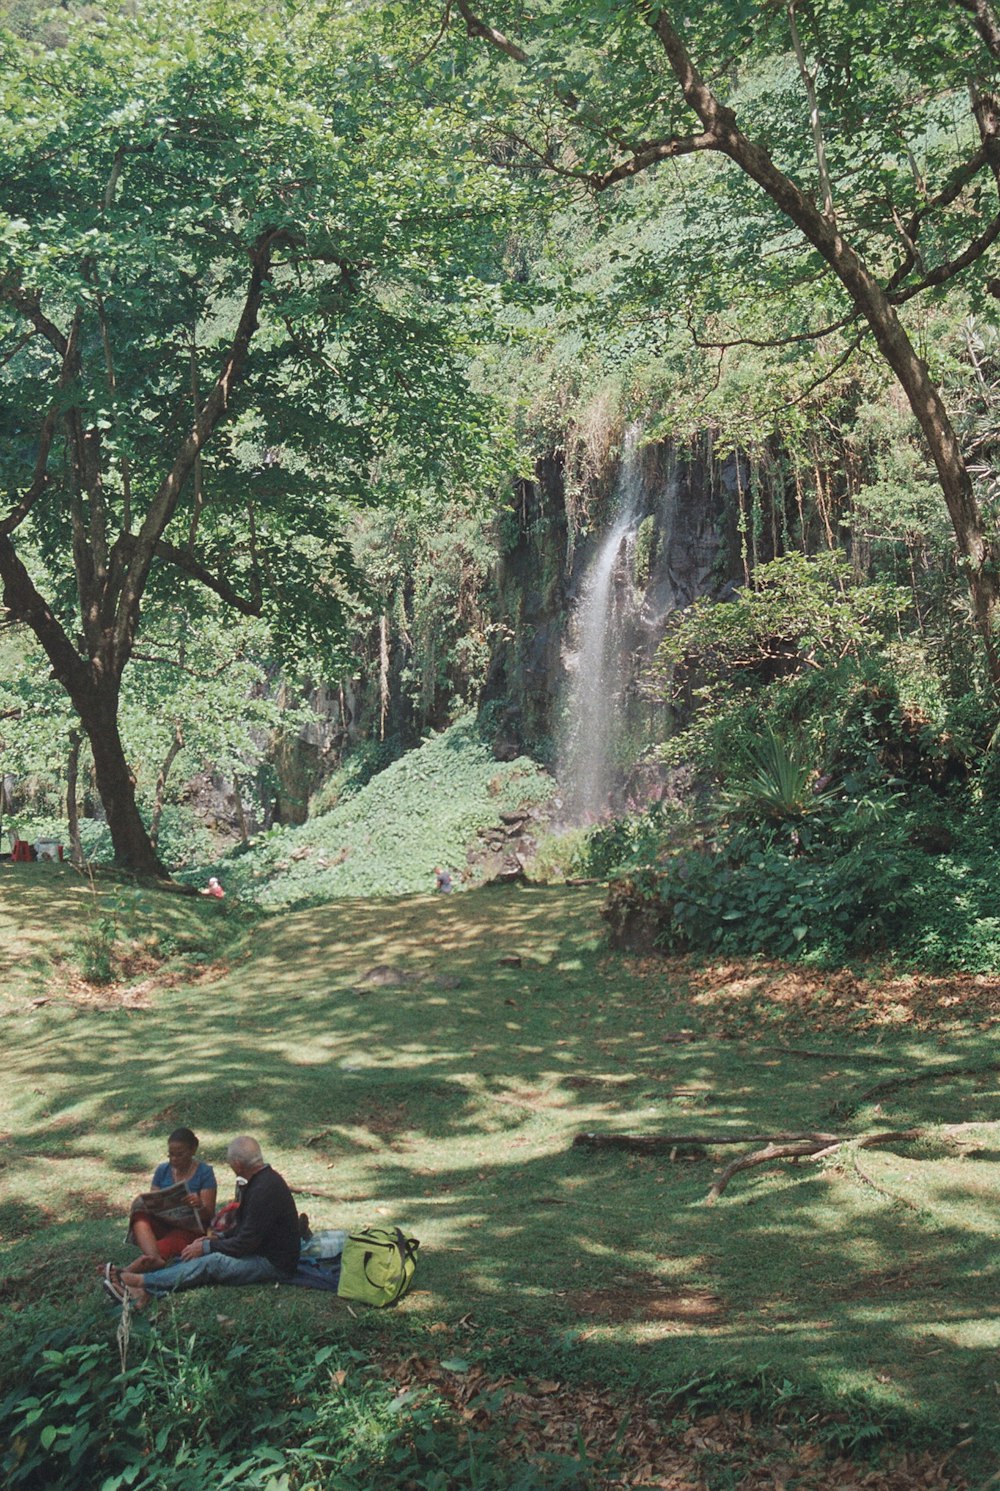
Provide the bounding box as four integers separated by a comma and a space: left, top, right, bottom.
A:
360, 1228, 420, 1303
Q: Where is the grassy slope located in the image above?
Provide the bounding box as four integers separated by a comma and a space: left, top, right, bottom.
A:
1, 866, 999, 1484
215, 717, 552, 907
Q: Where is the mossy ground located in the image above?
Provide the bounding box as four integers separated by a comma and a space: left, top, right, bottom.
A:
2, 863, 998, 1486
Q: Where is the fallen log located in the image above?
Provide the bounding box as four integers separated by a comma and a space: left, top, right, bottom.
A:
572, 1127, 928, 1202
573, 1131, 840, 1153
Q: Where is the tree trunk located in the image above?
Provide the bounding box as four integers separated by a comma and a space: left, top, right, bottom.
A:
232, 777, 250, 844
74, 685, 167, 877
66, 730, 84, 867
0, 533, 168, 877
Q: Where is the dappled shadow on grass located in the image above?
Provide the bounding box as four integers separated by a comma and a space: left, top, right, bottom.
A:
3, 881, 1000, 1474
0, 865, 98, 982
0, 862, 232, 1008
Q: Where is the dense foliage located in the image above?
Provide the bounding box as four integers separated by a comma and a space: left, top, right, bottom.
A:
593, 551, 1000, 970
1, 1315, 586, 1491
0, 0, 509, 869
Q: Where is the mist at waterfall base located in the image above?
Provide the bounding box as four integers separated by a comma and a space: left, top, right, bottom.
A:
556, 432, 649, 826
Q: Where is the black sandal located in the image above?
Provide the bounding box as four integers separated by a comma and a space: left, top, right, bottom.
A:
101, 1275, 126, 1305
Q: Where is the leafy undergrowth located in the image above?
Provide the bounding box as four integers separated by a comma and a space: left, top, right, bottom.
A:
2, 880, 998, 1487
600, 816, 1000, 975
210, 715, 552, 907
0, 1312, 966, 1491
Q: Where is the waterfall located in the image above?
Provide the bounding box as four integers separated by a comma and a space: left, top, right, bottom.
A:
558, 427, 646, 822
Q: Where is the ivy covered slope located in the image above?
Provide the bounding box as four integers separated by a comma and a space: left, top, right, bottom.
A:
219, 716, 550, 907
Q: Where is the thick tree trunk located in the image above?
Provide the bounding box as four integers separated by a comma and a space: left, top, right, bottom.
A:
72, 684, 167, 877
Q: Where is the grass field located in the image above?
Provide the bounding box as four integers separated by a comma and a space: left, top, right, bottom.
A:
2, 862, 999, 1488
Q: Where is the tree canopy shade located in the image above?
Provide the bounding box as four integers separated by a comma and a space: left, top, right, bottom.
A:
0, 0, 505, 873
429, 0, 1000, 685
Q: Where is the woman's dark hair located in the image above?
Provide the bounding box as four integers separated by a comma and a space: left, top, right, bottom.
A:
168, 1127, 198, 1150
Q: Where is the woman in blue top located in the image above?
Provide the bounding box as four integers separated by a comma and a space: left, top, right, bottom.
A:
125, 1128, 217, 1274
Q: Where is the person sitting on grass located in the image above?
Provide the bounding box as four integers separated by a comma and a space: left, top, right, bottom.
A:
104, 1135, 299, 1309
122, 1127, 217, 1274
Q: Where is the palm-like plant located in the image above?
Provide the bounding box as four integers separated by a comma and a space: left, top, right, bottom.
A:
724, 728, 834, 825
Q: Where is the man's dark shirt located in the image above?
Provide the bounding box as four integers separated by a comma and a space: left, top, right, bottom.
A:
208, 1164, 299, 1276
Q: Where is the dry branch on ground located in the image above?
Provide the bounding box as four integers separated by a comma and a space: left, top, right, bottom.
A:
574, 1127, 940, 1202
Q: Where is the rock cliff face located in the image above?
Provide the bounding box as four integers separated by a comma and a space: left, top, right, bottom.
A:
481, 434, 738, 806
229, 433, 743, 829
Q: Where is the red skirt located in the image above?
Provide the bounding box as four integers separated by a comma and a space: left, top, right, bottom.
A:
130, 1210, 201, 1259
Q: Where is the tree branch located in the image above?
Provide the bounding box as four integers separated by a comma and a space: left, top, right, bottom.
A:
891, 209, 1000, 303
684, 308, 857, 351
151, 538, 264, 616
0, 398, 62, 535
0, 534, 88, 698
884, 144, 991, 294
129, 648, 238, 680
95, 287, 133, 532
112, 231, 277, 667
954, 0, 1000, 57
412, 0, 453, 66
574, 1130, 840, 1152
0, 328, 39, 371
451, 1, 716, 184
705, 1129, 923, 1203
766, 330, 867, 414
574, 1126, 929, 1203
0, 281, 69, 356
453, 0, 531, 68
787, 1, 836, 221
587, 131, 720, 188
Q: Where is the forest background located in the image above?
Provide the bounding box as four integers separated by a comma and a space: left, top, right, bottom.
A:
2, 0, 1000, 974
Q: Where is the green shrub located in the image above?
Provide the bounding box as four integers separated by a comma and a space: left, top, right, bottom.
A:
576, 801, 674, 878
607, 785, 1000, 971
75, 912, 118, 984
528, 824, 592, 882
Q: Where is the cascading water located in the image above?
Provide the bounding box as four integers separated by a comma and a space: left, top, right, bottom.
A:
558, 428, 646, 822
